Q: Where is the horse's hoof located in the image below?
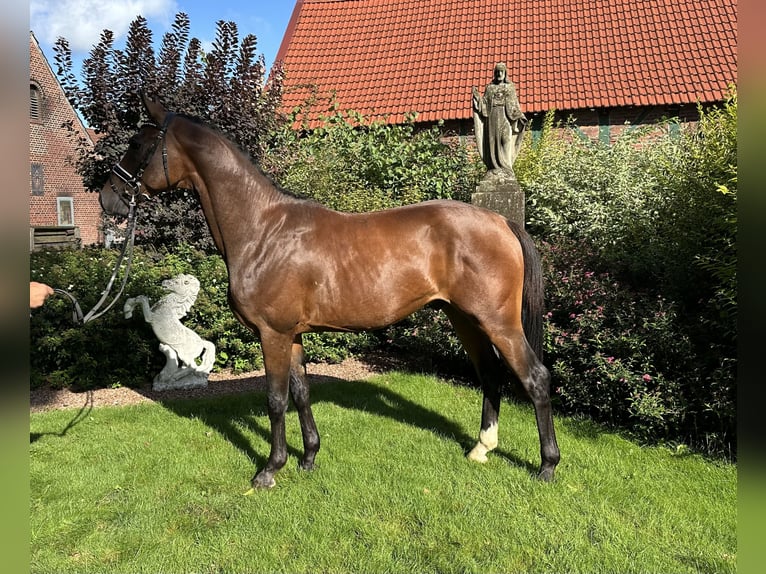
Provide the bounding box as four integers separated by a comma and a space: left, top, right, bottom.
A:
466, 444, 489, 463
537, 467, 556, 482
298, 459, 315, 471
251, 472, 276, 489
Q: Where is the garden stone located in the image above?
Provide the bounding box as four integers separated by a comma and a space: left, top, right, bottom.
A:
124, 274, 215, 391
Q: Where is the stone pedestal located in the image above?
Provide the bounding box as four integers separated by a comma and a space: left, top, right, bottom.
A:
471, 169, 525, 228
153, 368, 209, 392
151, 339, 211, 392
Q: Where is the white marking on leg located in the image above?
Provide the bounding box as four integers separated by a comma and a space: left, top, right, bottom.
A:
467, 422, 498, 463
467, 442, 489, 462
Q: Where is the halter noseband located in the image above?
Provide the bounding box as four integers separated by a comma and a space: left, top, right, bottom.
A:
110, 112, 176, 201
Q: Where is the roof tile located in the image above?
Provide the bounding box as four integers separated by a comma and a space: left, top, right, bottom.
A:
275, 0, 736, 126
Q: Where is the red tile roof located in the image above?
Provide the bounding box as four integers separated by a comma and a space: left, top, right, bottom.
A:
275, 0, 737, 126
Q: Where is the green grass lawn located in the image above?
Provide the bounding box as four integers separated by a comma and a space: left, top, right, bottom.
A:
30, 372, 736, 573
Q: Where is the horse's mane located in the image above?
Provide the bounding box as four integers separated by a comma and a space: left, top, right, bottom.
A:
174, 112, 311, 204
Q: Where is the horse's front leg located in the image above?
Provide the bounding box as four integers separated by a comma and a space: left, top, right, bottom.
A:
124, 295, 152, 320
289, 335, 320, 470
251, 330, 293, 489
138, 296, 153, 321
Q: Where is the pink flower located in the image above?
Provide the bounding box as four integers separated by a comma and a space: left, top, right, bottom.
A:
642, 374, 652, 382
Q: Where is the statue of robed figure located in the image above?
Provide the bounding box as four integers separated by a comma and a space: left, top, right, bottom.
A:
472, 62, 528, 175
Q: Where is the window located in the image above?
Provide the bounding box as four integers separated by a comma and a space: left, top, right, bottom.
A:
57, 197, 74, 226
30, 84, 42, 121
31, 163, 44, 195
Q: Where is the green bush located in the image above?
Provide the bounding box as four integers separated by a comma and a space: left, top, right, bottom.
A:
301, 331, 375, 364
513, 94, 736, 456
381, 307, 470, 378
649, 93, 737, 348
519, 112, 674, 272
520, 95, 736, 337
538, 239, 734, 454
263, 109, 483, 211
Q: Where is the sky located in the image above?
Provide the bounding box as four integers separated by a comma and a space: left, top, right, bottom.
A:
29, 0, 297, 76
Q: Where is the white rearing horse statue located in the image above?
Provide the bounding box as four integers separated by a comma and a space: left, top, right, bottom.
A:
124, 274, 215, 390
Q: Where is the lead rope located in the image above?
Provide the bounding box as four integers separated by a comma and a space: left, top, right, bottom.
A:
46, 112, 174, 325
53, 198, 139, 324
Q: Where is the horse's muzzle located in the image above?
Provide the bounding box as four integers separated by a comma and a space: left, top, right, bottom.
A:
99, 184, 131, 217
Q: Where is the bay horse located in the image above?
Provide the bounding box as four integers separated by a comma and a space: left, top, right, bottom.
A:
100, 94, 560, 489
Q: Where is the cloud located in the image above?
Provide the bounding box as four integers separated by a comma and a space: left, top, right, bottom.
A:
30, 0, 178, 53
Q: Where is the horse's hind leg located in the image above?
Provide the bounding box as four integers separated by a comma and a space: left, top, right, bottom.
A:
156, 343, 180, 383
490, 329, 560, 481
200, 341, 216, 372
443, 307, 505, 463
288, 335, 320, 470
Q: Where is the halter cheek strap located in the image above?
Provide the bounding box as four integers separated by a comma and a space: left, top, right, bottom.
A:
110, 112, 176, 200
161, 135, 171, 190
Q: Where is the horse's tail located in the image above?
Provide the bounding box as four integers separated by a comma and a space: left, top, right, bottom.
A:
507, 220, 545, 361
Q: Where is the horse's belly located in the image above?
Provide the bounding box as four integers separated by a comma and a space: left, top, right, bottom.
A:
307, 271, 440, 331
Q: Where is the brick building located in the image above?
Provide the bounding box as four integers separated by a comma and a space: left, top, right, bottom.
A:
29, 31, 102, 249
275, 0, 737, 142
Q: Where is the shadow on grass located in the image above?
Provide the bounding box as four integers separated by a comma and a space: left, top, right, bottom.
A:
30, 391, 94, 444
155, 375, 539, 477
30, 365, 551, 476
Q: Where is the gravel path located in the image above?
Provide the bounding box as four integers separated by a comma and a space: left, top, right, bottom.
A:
30, 357, 382, 413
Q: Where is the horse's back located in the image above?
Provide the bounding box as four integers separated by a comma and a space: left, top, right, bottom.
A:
347, 200, 523, 270
328, 199, 515, 247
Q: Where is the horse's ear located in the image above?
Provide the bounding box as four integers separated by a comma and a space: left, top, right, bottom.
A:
141, 92, 167, 125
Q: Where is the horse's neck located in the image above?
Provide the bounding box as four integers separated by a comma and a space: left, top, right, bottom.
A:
183, 132, 288, 259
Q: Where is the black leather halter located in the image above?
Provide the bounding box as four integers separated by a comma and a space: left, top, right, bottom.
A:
109, 112, 175, 200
